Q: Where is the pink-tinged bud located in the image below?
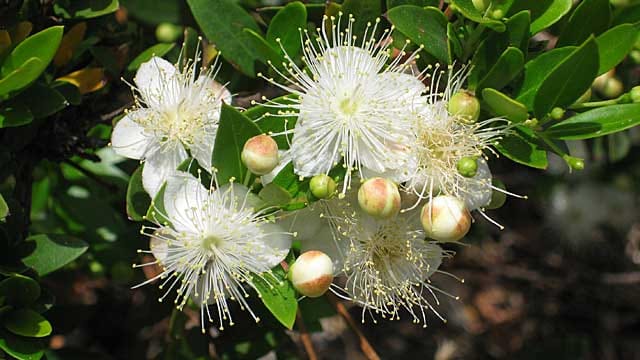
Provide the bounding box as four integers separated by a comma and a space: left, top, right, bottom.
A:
241, 135, 279, 175
421, 195, 471, 242
357, 177, 401, 219
288, 251, 334, 298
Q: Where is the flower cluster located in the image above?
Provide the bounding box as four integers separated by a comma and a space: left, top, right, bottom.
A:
114, 14, 522, 332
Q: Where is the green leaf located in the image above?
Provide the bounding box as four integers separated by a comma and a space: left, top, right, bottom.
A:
516, 46, 575, 110
15, 83, 67, 119
342, 0, 383, 36
495, 126, 548, 169
212, 104, 262, 185
0, 58, 44, 99
0, 102, 33, 128
52, 82, 81, 105
252, 255, 298, 329
187, 0, 262, 76
595, 23, 640, 75
126, 165, 150, 222
3, 309, 52, 338
533, 37, 599, 118
476, 46, 524, 92
0, 329, 44, 360
127, 43, 176, 72
1, 26, 63, 81
53, 0, 119, 19
0, 194, 8, 220
481, 88, 528, 123
145, 183, 171, 225
509, 0, 572, 34
545, 103, 640, 140
244, 95, 298, 149
557, 0, 611, 47
450, 0, 506, 32
387, 0, 439, 8
259, 183, 293, 208
387, 6, 450, 64
271, 162, 301, 197
22, 234, 88, 276
612, 4, 640, 26
505, 10, 531, 53
120, 0, 187, 25
0, 275, 40, 306
243, 29, 283, 67
266, 2, 307, 59
447, 23, 463, 59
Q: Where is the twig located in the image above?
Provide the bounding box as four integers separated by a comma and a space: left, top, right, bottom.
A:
325, 293, 380, 360
295, 310, 318, 360
100, 102, 133, 123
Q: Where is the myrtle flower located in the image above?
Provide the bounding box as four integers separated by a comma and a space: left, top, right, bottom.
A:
405, 65, 512, 217
259, 13, 427, 193
133, 173, 292, 331
111, 56, 231, 196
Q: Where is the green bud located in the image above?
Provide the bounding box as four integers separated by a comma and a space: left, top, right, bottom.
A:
490, 9, 504, 19
486, 179, 507, 210
456, 156, 478, 178
523, 118, 538, 128
155, 23, 183, 43
310, 174, 337, 199
630, 86, 640, 103
448, 91, 480, 124
630, 50, 640, 64
472, 0, 490, 11
602, 78, 624, 99
550, 107, 565, 120
563, 155, 585, 171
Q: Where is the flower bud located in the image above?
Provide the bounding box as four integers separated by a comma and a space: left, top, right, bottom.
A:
310, 174, 337, 199
448, 91, 480, 124
490, 9, 504, 20
457, 156, 478, 178
288, 251, 334, 298
486, 179, 507, 210
472, 0, 490, 11
550, 107, 564, 120
421, 195, 471, 242
155, 23, 183, 43
630, 86, 640, 103
602, 77, 624, 99
241, 135, 279, 175
357, 177, 401, 219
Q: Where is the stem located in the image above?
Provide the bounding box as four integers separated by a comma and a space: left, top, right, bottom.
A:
243, 168, 252, 187
569, 98, 619, 110
295, 310, 318, 360
325, 293, 380, 360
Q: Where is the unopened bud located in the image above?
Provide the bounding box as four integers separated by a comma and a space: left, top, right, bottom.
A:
630, 86, 640, 103
421, 195, 471, 242
486, 179, 507, 210
457, 156, 478, 178
563, 155, 585, 171
357, 177, 401, 219
241, 135, 279, 175
602, 77, 624, 99
490, 9, 504, 19
155, 23, 183, 43
550, 107, 565, 120
310, 174, 337, 199
288, 251, 334, 298
448, 91, 480, 124
472, 0, 490, 11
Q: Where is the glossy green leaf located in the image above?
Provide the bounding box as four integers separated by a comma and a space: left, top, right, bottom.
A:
495, 126, 548, 169
127, 43, 176, 72
509, 0, 572, 34
212, 104, 262, 185
450, 0, 506, 31
1, 26, 63, 79
0, 330, 44, 360
22, 234, 88, 276
482, 88, 529, 123
145, 183, 171, 226
244, 95, 298, 149
387, 0, 439, 7
15, 83, 67, 119
252, 255, 298, 329
612, 4, 640, 26
0, 58, 44, 99
243, 29, 283, 67
505, 10, 530, 53
120, 0, 187, 25
3, 309, 52, 338
0, 194, 8, 220
53, 0, 119, 19
271, 162, 301, 197
477, 46, 524, 92
533, 37, 599, 118
259, 183, 293, 208
516, 46, 575, 109
126, 165, 150, 222
266, 2, 307, 58
447, 23, 463, 59
387, 6, 450, 64
187, 0, 261, 76
0, 275, 40, 306
595, 23, 640, 75
342, 0, 383, 36
545, 103, 640, 140
0, 102, 33, 128
557, 0, 611, 47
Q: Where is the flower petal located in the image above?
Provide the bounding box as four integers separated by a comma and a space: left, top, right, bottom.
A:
142, 145, 188, 198
461, 158, 493, 210
110, 112, 153, 159
162, 172, 209, 233
189, 125, 216, 171
135, 56, 178, 105
256, 222, 292, 268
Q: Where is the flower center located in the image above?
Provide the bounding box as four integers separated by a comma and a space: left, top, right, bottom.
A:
202, 234, 222, 253
338, 97, 360, 117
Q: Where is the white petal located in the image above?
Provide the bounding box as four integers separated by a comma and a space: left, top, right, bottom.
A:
189, 125, 216, 171
135, 56, 178, 104
142, 145, 188, 198
216, 183, 265, 212
461, 158, 493, 210
257, 223, 292, 268
110, 113, 153, 159
162, 172, 209, 233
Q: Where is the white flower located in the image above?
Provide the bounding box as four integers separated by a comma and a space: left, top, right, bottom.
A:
405, 65, 510, 212
260, 14, 427, 193
134, 173, 292, 331
111, 56, 231, 197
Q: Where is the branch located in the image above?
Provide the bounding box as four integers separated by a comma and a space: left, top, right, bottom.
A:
295, 310, 318, 360
325, 293, 380, 360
